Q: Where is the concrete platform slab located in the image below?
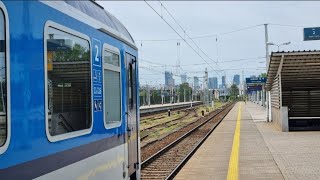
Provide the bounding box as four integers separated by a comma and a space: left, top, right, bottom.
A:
246, 102, 320, 180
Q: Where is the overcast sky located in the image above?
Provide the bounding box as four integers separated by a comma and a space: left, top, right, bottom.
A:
98, 1, 320, 87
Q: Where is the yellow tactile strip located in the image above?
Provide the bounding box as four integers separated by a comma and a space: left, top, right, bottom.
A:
227, 103, 241, 180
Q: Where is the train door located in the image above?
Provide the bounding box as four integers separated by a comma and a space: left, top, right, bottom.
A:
126, 53, 138, 178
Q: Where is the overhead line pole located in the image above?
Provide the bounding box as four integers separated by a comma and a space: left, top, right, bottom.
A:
264, 23, 270, 122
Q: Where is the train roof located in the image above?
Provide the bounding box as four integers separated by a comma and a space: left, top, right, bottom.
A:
61, 0, 136, 49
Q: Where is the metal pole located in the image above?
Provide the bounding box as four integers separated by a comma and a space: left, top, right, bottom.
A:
147, 84, 150, 106
264, 23, 270, 122
204, 68, 208, 106
177, 86, 180, 103
171, 84, 174, 103
191, 81, 193, 108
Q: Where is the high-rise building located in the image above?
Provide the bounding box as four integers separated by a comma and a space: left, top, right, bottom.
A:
208, 77, 214, 89
233, 74, 240, 85
209, 77, 218, 89
180, 74, 187, 84
165, 71, 174, 87
221, 76, 226, 88
193, 76, 199, 91
213, 77, 218, 89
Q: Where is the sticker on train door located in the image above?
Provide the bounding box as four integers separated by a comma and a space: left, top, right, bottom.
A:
92, 38, 103, 112
92, 38, 102, 67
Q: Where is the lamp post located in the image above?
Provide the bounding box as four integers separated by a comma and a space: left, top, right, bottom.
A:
266, 41, 291, 51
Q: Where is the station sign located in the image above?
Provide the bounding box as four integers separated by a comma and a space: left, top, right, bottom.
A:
304, 27, 320, 41
245, 77, 266, 84
247, 85, 262, 93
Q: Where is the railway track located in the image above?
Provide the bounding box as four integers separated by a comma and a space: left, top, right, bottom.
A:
140, 108, 198, 142
140, 102, 235, 180
141, 104, 225, 162
141, 109, 192, 132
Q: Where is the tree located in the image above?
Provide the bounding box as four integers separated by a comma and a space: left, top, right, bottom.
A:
53, 43, 89, 62
229, 84, 239, 101
179, 83, 192, 102
259, 73, 267, 78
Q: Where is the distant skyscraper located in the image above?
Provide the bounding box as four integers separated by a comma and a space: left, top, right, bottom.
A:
208, 77, 214, 89
165, 71, 174, 87
213, 77, 218, 89
193, 76, 199, 91
221, 76, 226, 88
209, 77, 218, 89
181, 74, 187, 84
233, 74, 240, 85
165, 71, 170, 86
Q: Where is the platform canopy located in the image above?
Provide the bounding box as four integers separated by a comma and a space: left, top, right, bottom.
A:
266, 51, 320, 130
266, 50, 320, 91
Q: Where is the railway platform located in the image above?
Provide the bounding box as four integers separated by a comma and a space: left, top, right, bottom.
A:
175, 102, 320, 180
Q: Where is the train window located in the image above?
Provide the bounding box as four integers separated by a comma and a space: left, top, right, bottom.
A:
128, 63, 133, 110
45, 25, 92, 140
103, 45, 121, 128
0, 9, 6, 147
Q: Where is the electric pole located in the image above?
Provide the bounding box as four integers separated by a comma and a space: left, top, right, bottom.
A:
147, 84, 150, 106
204, 68, 208, 106
264, 23, 270, 122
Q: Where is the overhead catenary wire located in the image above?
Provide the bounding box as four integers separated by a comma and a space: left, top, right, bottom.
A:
135, 23, 309, 42
158, 1, 220, 66
139, 3, 285, 84
139, 56, 265, 68
144, 0, 221, 76
269, 23, 304, 28
135, 23, 264, 42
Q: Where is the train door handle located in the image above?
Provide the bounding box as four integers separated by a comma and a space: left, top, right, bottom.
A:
126, 112, 132, 137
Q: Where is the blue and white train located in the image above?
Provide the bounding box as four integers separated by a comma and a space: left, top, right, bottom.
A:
0, 1, 140, 179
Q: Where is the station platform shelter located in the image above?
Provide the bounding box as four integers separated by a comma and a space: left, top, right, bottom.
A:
266, 51, 320, 131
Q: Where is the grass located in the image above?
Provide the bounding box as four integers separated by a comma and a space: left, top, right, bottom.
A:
140, 111, 186, 130
140, 101, 226, 142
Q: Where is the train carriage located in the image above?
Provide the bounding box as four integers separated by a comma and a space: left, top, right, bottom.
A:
0, 1, 140, 179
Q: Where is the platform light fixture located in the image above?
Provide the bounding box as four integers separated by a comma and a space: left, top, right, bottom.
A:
266, 41, 291, 51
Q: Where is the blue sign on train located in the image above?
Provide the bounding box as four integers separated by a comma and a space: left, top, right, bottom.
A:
92, 38, 103, 112
92, 38, 102, 67
304, 27, 320, 41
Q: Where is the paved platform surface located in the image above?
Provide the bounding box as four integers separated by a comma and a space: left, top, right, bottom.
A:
175, 102, 320, 180
175, 102, 283, 180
